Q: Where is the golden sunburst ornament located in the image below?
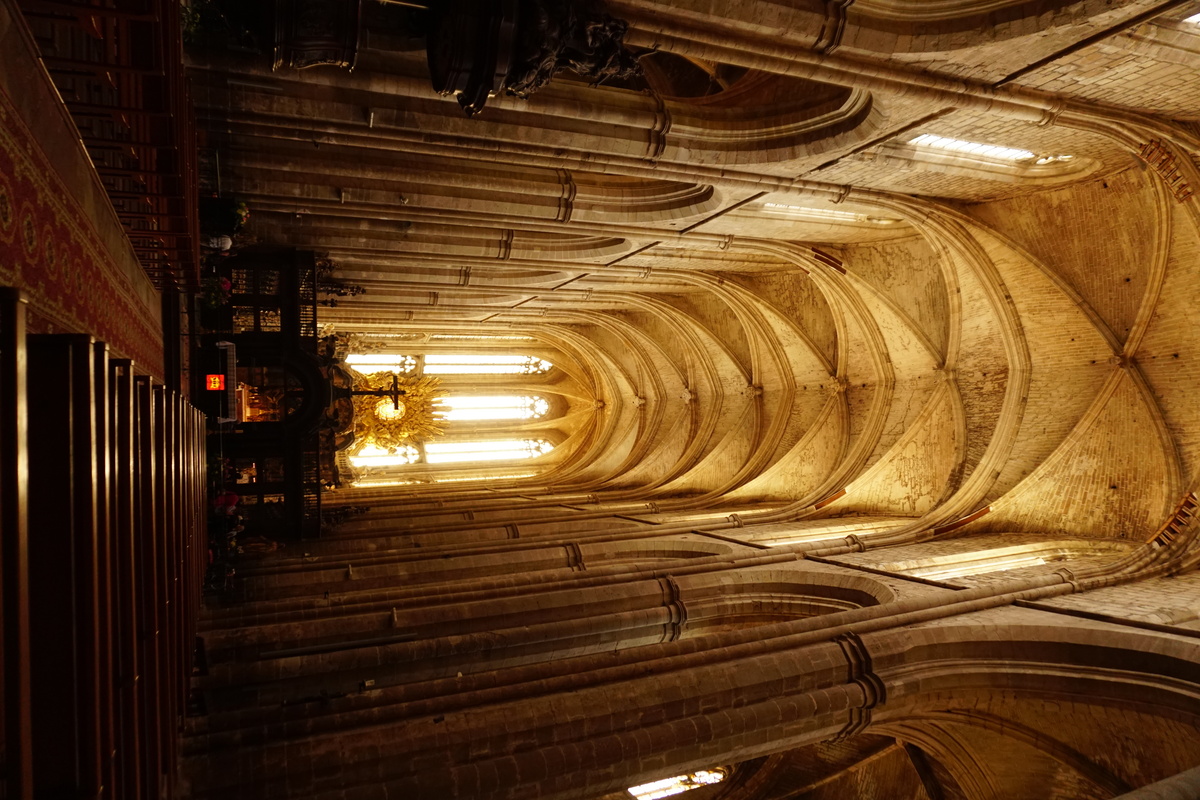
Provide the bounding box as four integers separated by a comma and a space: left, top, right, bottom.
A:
351, 372, 446, 452
375, 398, 407, 420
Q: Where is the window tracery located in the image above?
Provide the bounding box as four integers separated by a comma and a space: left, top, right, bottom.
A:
349, 473, 538, 488
349, 439, 554, 468
430, 334, 534, 340
628, 769, 728, 800
863, 131, 1095, 186
341, 350, 561, 478
762, 202, 901, 225
437, 395, 551, 421
425, 438, 554, 463
345, 354, 419, 374
424, 354, 554, 375
348, 444, 421, 467
908, 133, 1074, 165
346, 353, 554, 375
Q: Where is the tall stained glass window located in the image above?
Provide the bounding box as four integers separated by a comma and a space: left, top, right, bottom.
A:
346, 353, 552, 375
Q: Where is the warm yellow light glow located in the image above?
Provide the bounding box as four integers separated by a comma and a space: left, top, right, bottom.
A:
426, 354, 538, 364
425, 439, 554, 464
349, 479, 422, 488
913, 555, 1046, 581
375, 398, 407, 420
908, 134, 1074, 166
433, 473, 535, 483
909, 133, 1037, 161
346, 354, 418, 373
349, 444, 420, 467
431, 334, 534, 341
436, 395, 550, 421
628, 770, 727, 800
348, 440, 553, 468
346, 353, 554, 375
763, 518, 908, 547
424, 354, 553, 375
762, 203, 899, 225
663, 508, 773, 523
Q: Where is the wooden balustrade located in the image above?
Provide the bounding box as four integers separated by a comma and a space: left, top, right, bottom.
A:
0, 288, 206, 800
0, 289, 33, 800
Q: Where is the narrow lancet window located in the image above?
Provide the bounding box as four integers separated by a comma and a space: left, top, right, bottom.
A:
344, 354, 419, 373
762, 203, 900, 225
423, 354, 553, 375
437, 395, 551, 421
628, 769, 727, 800
425, 439, 554, 464
909, 554, 1046, 581
908, 133, 1073, 165
346, 353, 553, 375
348, 444, 421, 467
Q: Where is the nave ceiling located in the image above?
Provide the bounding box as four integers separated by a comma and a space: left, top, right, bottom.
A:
181, 1, 1200, 798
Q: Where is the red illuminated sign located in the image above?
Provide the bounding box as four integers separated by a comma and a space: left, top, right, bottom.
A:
206, 374, 225, 391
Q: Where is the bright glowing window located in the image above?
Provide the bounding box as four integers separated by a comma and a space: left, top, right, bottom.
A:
909, 133, 1073, 165
345, 353, 553, 376
349, 478, 423, 488
437, 395, 551, 421
424, 354, 553, 375
910, 555, 1046, 581
348, 444, 420, 467
425, 439, 554, 464
343, 353, 558, 473
762, 203, 900, 225
628, 769, 727, 800
349, 440, 553, 467
348, 473, 537, 487
346, 354, 418, 373
430, 334, 534, 341
431, 473, 535, 483
1185, 12, 1200, 23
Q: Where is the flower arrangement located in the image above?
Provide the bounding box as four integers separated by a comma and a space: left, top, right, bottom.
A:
233, 202, 250, 230
202, 275, 232, 309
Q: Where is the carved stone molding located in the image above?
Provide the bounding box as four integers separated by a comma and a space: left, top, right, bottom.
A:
815, 0, 855, 54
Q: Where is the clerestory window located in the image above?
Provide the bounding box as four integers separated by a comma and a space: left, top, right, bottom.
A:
628, 769, 728, 800
349, 439, 554, 468
909, 554, 1046, 580
345, 353, 553, 376
762, 202, 901, 225
437, 395, 551, 421
908, 133, 1073, 165
425, 438, 554, 463
866, 132, 1094, 187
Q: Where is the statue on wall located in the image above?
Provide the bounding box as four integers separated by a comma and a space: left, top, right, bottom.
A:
426, 0, 641, 116
505, 0, 642, 99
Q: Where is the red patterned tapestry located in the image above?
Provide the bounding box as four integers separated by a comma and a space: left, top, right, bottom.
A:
0, 84, 164, 378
